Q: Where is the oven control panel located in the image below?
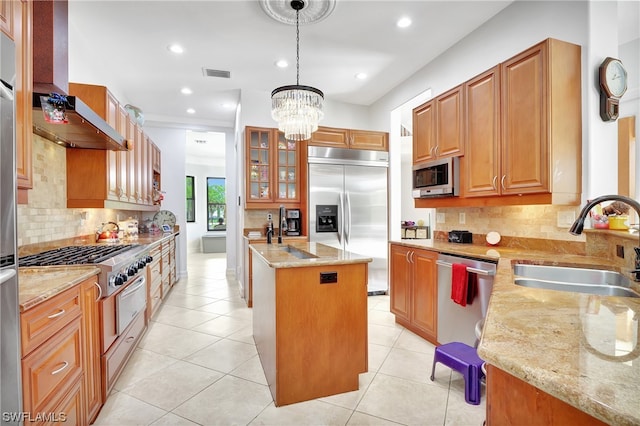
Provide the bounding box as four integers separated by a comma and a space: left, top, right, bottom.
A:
108, 255, 153, 289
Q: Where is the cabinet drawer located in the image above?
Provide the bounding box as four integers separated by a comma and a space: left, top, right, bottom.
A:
149, 284, 162, 319
21, 286, 82, 356
102, 311, 146, 397
21, 318, 83, 415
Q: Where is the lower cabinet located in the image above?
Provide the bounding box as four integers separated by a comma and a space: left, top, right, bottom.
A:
80, 279, 102, 423
486, 364, 607, 425
389, 244, 438, 343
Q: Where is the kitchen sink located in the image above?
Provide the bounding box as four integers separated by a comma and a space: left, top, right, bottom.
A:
280, 245, 318, 260
513, 264, 640, 298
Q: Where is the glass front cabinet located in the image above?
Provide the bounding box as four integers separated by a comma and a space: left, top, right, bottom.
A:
245, 126, 301, 208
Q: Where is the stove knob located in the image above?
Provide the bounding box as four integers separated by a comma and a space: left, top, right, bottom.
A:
127, 265, 138, 276
111, 273, 126, 287
145, 255, 153, 263
138, 259, 147, 268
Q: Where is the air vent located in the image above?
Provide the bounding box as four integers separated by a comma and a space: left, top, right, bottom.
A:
194, 139, 207, 144
202, 68, 231, 79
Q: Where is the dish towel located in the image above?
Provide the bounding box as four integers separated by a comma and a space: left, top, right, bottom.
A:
467, 271, 478, 305
451, 263, 468, 306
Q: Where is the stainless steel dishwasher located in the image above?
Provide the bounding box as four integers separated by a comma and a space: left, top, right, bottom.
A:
436, 253, 497, 347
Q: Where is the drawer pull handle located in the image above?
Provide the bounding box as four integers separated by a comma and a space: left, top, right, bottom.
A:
125, 336, 135, 343
94, 281, 102, 302
51, 361, 69, 375
47, 309, 65, 319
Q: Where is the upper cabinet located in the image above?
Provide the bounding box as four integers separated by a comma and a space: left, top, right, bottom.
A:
245, 126, 302, 209
66, 83, 158, 211
310, 126, 389, 151
413, 85, 464, 164
0, 0, 14, 39
417, 38, 582, 207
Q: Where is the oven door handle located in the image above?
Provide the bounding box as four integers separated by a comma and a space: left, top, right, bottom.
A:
119, 276, 146, 298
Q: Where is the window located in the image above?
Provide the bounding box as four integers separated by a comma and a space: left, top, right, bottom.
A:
207, 177, 226, 231
186, 176, 195, 222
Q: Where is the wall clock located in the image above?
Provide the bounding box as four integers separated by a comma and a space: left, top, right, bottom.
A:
153, 210, 176, 227
599, 57, 627, 122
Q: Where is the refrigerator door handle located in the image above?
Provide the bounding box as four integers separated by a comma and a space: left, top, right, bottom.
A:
337, 193, 343, 245
344, 191, 351, 244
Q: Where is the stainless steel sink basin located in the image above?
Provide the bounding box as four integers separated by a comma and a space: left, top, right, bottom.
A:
514, 278, 640, 298
513, 264, 639, 298
280, 245, 318, 260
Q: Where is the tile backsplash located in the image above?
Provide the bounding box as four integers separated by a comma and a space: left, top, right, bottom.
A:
17, 135, 145, 246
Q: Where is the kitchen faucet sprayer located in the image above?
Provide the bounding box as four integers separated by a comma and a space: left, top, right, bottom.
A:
569, 194, 640, 280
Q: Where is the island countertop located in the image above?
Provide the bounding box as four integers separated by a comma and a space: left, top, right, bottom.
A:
250, 242, 372, 268
389, 239, 640, 426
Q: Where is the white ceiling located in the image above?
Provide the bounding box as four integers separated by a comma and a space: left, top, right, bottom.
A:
67, 1, 639, 161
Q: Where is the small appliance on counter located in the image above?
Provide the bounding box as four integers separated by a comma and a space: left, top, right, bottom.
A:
448, 230, 473, 244
401, 221, 430, 239
286, 209, 301, 236
118, 217, 139, 240
96, 221, 120, 243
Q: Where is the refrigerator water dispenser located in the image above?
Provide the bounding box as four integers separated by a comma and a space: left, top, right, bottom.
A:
316, 205, 338, 232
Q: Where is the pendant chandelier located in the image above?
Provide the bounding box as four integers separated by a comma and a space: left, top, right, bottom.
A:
271, 0, 324, 141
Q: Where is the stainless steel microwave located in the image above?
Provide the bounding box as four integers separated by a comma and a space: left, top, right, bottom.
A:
412, 157, 460, 198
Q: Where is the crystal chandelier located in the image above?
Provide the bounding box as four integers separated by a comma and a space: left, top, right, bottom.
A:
271, 0, 324, 141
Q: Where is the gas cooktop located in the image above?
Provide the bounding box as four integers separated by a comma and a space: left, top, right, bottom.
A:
18, 245, 139, 267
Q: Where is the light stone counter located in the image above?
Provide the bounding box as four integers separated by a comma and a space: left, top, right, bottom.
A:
18, 266, 101, 312
389, 239, 640, 426
250, 241, 372, 268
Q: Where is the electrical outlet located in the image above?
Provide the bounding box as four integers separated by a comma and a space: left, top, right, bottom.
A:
436, 213, 445, 223
616, 245, 624, 259
267, 213, 272, 221
557, 210, 576, 228
459, 212, 466, 224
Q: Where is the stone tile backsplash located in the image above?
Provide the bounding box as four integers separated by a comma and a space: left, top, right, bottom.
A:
17, 135, 145, 247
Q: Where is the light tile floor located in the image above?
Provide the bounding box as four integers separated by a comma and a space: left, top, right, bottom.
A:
94, 253, 486, 425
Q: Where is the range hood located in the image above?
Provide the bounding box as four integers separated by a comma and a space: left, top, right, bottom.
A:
31, 0, 126, 151
32, 93, 127, 151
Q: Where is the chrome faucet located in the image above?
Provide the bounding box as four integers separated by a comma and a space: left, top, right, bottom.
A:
278, 205, 287, 244
569, 194, 640, 280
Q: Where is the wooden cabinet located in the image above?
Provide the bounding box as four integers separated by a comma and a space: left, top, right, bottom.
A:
389, 244, 438, 343
486, 364, 607, 426
80, 279, 102, 423
413, 86, 463, 164
0, 0, 13, 38
146, 243, 163, 320
13, 0, 33, 204
465, 39, 581, 201
464, 66, 501, 197
245, 126, 302, 208
20, 283, 86, 425
65, 83, 159, 210
309, 126, 388, 151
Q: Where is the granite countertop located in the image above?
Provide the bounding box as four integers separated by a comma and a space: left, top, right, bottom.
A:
18, 266, 101, 312
390, 238, 640, 426
250, 242, 372, 268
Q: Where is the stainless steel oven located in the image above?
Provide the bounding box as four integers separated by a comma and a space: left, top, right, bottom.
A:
116, 274, 146, 334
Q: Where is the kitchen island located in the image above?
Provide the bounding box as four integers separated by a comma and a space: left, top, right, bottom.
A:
389, 238, 640, 426
250, 242, 371, 406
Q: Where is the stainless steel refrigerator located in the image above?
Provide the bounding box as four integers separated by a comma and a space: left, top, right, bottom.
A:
0, 31, 22, 425
308, 146, 389, 294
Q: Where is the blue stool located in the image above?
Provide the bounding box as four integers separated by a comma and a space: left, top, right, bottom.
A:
430, 342, 485, 405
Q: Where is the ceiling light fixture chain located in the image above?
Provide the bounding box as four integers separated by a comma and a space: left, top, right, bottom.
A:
271, 0, 324, 142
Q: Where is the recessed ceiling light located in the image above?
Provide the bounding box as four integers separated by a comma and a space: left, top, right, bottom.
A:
396, 17, 412, 28
181, 87, 193, 95
355, 72, 368, 80
168, 44, 184, 54
186, 108, 196, 114
275, 59, 288, 68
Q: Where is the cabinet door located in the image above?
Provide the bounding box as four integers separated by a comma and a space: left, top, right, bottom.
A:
435, 85, 464, 158
413, 100, 436, 164
80, 279, 102, 423
501, 42, 549, 195
411, 249, 438, 341
389, 245, 411, 322
349, 130, 389, 151
246, 127, 273, 203
309, 126, 349, 148
274, 131, 300, 203
0, 0, 14, 38
464, 66, 501, 197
